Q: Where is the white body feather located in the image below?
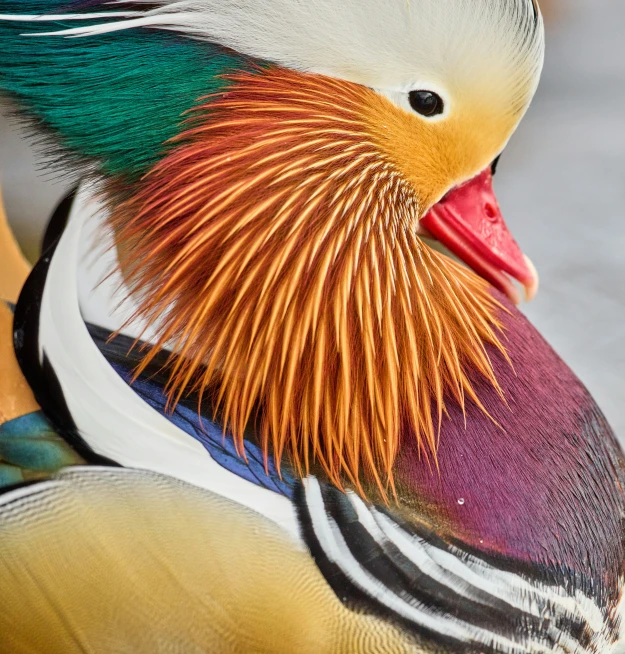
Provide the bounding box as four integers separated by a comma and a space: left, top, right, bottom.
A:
39, 185, 302, 543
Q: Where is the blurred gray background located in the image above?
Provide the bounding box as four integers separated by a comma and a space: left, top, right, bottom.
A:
1, 0, 624, 439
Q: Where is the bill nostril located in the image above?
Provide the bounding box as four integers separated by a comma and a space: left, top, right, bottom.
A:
484, 203, 497, 221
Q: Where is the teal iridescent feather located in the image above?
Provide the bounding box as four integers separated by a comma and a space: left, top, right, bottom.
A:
0, 1, 250, 179
0, 411, 83, 487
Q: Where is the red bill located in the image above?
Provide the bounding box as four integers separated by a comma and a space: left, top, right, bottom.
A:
419, 167, 538, 305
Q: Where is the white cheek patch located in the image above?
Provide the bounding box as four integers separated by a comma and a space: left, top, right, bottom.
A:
0, 0, 544, 111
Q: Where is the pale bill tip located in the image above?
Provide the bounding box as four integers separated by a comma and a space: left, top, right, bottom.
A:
522, 254, 540, 303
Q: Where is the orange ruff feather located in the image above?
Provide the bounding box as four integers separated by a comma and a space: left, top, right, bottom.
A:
111, 67, 507, 496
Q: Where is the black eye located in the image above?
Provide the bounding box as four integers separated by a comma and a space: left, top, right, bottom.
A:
408, 90, 444, 117
491, 155, 501, 175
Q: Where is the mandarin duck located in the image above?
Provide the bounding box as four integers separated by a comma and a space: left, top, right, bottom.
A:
0, 1, 624, 652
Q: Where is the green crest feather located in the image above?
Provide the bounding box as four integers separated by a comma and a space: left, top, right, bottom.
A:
0, 1, 250, 179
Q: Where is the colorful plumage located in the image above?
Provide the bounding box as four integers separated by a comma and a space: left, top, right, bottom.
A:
112, 68, 513, 495
0, 1, 624, 652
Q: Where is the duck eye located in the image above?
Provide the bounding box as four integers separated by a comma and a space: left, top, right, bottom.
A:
408, 90, 444, 117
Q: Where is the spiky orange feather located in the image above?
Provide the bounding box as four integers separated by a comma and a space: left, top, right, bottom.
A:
110, 66, 508, 498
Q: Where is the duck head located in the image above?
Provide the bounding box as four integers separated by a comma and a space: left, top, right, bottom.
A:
0, 0, 544, 494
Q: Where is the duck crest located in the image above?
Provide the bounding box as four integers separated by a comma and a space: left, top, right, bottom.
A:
111, 66, 510, 497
